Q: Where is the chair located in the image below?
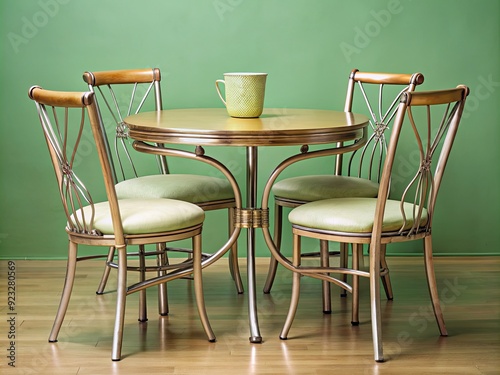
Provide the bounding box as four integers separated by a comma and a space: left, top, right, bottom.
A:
264, 69, 425, 310
82, 68, 243, 296
28, 86, 217, 361
275, 85, 469, 362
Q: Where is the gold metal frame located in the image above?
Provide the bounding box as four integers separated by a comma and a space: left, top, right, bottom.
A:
29, 87, 220, 361
262, 86, 469, 362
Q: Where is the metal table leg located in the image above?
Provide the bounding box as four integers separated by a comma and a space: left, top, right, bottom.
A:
247, 146, 262, 343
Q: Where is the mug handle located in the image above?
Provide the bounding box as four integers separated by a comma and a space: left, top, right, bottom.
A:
215, 79, 226, 106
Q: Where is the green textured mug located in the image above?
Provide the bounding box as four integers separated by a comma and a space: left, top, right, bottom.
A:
215, 72, 268, 118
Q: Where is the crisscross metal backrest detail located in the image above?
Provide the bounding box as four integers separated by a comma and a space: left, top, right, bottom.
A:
29, 87, 102, 235
341, 69, 425, 182
376, 86, 469, 237
83, 68, 167, 183
29, 87, 125, 240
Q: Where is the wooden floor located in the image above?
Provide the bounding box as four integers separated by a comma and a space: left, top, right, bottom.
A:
1, 256, 499, 374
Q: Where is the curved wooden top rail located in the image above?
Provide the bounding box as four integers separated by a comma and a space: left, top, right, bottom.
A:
82, 68, 161, 86
350, 69, 425, 86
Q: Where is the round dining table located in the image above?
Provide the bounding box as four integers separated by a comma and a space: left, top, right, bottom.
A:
124, 107, 369, 343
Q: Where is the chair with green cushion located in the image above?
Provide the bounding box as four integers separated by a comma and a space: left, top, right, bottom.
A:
83, 68, 243, 299
29, 86, 217, 361
264, 69, 424, 311
276, 85, 469, 362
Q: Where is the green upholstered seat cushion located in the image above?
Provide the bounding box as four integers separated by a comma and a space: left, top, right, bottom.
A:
115, 174, 234, 203
72, 198, 205, 235
272, 175, 379, 202
289, 197, 428, 234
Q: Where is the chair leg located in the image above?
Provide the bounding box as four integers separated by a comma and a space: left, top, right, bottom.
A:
96, 246, 115, 295
369, 242, 384, 363
380, 244, 394, 300
156, 243, 169, 316
193, 233, 216, 342
339, 242, 348, 297
280, 233, 301, 340
423, 235, 447, 336
49, 241, 78, 342
351, 243, 361, 326
320, 240, 331, 313
263, 202, 283, 293
111, 244, 128, 361
138, 245, 148, 322
228, 207, 244, 294
358, 245, 365, 268
366, 243, 393, 300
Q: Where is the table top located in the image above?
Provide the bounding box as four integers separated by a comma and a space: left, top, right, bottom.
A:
125, 108, 369, 146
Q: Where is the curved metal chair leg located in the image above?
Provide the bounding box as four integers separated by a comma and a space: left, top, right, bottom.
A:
138, 245, 148, 322
96, 246, 115, 295
339, 242, 348, 297
351, 243, 361, 325
366, 244, 393, 300
369, 243, 384, 362
49, 242, 78, 342
111, 246, 128, 361
263, 202, 283, 293
193, 234, 216, 342
280, 233, 302, 339
423, 236, 447, 336
320, 240, 331, 313
380, 244, 393, 300
157, 243, 169, 316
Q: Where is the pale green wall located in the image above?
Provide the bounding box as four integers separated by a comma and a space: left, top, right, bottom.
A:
1, 0, 499, 258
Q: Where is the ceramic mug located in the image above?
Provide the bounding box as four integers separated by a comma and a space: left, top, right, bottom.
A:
215, 72, 268, 118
